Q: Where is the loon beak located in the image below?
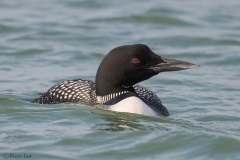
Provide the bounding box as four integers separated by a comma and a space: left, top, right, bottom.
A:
149, 57, 200, 73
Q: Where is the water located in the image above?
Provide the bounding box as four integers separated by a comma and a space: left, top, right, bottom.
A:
1, 0, 240, 159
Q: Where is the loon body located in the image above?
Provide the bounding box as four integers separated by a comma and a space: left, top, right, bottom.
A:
37, 44, 198, 116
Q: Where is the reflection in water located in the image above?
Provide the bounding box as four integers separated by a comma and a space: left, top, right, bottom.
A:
90, 109, 237, 138
90, 109, 170, 132
91, 110, 145, 131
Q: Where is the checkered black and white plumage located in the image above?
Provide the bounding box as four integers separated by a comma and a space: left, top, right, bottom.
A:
133, 85, 169, 116
37, 79, 169, 116
37, 79, 97, 105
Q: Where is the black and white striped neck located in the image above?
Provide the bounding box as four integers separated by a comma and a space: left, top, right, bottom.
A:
96, 85, 137, 105
97, 90, 130, 104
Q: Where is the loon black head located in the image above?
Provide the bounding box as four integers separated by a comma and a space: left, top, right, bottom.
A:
96, 44, 199, 96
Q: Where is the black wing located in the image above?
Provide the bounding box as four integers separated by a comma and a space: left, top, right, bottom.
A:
37, 79, 97, 105
133, 85, 169, 116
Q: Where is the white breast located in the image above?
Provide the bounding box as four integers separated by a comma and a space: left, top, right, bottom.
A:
109, 97, 157, 116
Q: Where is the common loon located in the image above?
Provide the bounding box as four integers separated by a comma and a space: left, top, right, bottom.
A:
37, 44, 199, 116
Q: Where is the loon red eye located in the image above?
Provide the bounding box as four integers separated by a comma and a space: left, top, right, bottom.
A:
132, 58, 140, 63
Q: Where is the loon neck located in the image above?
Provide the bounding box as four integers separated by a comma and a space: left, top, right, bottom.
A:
96, 86, 135, 104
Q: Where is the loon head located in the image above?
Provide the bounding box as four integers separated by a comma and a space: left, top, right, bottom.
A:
96, 44, 199, 96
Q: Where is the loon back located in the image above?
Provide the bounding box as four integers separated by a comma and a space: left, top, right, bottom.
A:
37, 79, 169, 116
37, 79, 96, 105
